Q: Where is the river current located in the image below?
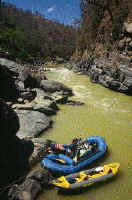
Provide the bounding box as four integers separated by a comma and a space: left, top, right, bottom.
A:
38, 67, 132, 200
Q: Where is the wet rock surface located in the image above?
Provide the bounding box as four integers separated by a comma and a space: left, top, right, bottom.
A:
66, 100, 85, 106
0, 57, 73, 103
8, 168, 53, 200
0, 56, 73, 199
0, 57, 73, 139
72, 57, 132, 95
16, 110, 52, 139
28, 138, 54, 167
7, 138, 54, 200
40, 80, 73, 96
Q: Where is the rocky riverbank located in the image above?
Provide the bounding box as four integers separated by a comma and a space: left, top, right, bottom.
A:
70, 55, 132, 95
68, 22, 132, 95
0, 57, 74, 199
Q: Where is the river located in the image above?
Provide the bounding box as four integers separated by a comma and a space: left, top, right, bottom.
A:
38, 67, 132, 200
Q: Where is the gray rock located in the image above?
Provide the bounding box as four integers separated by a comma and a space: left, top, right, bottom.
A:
35, 88, 67, 104
8, 168, 53, 200
33, 105, 56, 115
20, 90, 37, 102
16, 80, 25, 90
74, 56, 132, 95
127, 41, 132, 51
119, 67, 132, 77
124, 22, 132, 34
12, 102, 57, 116
29, 138, 54, 167
129, 41, 132, 48
16, 110, 52, 139
119, 84, 128, 91
118, 39, 126, 50
40, 80, 73, 96
99, 75, 112, 88
34, 88, 47, 98
0, 58, 20, 75
50, 92, 68, 104
109, 80, 121, 90
34, 95, 58, 110
19, 68, 30, 82
66, 100, 85, 106
123, 77, 132, 89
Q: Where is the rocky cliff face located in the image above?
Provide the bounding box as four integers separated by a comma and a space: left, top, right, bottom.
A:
72, 55, 132, 95
118, 21, 132, 58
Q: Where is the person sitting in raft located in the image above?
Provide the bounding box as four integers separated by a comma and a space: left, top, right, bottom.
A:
48, 138, 82, 157
77, 141, 97, 161
48, 138, 96, 161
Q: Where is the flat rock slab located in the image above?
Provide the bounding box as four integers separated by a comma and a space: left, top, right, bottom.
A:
16, 110, 52, 139
0, 58, 19, 74
40, 80, 73, 96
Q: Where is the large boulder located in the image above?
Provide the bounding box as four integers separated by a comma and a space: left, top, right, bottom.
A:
109, 80, 122, 91
124, 22, 132, 34
19, 90, 37, 102
119, 67, 132, 77
16, 110, 52, 139
8, 168, 53, 200
12, 99, 57, 116
0, 58, 47, 90
40, 80, 73, 96
19, 69, 47, 89
0, 58, 19, 76
29, 138, 54, 167
99, 75, 113, 88
123, 77, 132, 89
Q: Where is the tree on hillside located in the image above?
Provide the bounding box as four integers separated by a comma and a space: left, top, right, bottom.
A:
0, 2, 76, 61
0, 0, 2, 18
76, 0, 130, 57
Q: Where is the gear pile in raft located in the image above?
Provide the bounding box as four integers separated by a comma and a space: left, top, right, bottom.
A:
52, 163, 120, 190
41, 136, 120, 191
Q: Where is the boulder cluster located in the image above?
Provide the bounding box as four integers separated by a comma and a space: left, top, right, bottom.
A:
0, 57, 73, 199
69, 21, 132, 95
72, 56, 132, 95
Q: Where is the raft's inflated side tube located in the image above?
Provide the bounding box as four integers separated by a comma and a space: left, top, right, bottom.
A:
68, 172, 113, 189
53, 163, 120, 189
41, 136, 107, 174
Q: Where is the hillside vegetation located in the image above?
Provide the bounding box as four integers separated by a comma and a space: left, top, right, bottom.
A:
0, 2, 76, 62
0, 1, 132, 63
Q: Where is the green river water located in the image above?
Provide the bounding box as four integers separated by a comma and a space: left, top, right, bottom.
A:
38, 67, 132, 200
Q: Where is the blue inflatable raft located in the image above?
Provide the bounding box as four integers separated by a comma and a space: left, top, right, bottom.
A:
41, 136, 107, 174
